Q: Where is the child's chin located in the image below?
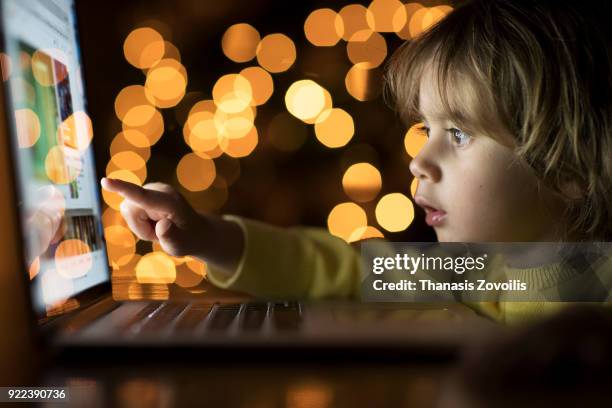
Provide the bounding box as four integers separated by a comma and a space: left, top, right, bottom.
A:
435, 227, 471, 243
434, 228, 457, 242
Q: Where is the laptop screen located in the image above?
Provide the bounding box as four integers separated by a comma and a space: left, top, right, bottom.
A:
1, 0, 109, 316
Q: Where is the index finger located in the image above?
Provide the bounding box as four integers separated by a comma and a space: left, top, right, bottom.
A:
101, 177, 176, 213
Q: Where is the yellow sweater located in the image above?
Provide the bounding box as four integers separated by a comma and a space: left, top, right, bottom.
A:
207, 216, 609, 325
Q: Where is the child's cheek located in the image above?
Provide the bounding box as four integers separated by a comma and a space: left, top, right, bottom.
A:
443, 167, 520, 241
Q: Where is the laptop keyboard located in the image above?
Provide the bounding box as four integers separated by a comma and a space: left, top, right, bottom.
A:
119, 303, 161, 332
240, 302, 267, 331
137, 303, 187, 333
207, 304, 241, 331
272, 301, 302, 331
172, 303, 213, 332
124, 301, 302, 335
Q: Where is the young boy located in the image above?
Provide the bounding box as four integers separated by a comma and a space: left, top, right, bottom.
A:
102, 0, 612, 324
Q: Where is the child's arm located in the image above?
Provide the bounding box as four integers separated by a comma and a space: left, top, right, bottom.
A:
101, 178, 362, 298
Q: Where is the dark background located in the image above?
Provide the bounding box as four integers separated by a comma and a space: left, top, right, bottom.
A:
76, 0, 446, 247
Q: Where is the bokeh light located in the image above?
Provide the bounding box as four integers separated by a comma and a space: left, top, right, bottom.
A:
122, 107, 165, 147
286, 383, 333, 408
342, 162, 382, 202
0, 52, 11, 81
106, 151, 148, 184
405, 5, 452, 39
122, 104, 156, 128
339, 4, 369, 41
410, 177, 419, 197
256, 33, 296, 73
136, 251, 176, 284
348, 226, 384, 243
57, 111, 94, 152
222, 23, 260, 63
144, 58, 187, 108
195, 144, 224, 159
327, 202, 368, 242
396, 3, 425, 39
31, 49, 66, 86
189, 99, 217, 116
29, 256, 40, 280
175, 257, 207, 288
184, 110, 219, 153
375, 193, 414, 232
127, 282, 169, 300
110, 132, 151, 162
123, 27, 165, 69
214, 104, 256, 139
212, 73, 253, 113
422, 6, 452, 31
162, 41, 181, 62
115, 85, 155, 126
102, 207, 128, 228
284, 80, 330, 123
347, 29, 387, 68
15, 108, 40, 148
366, 0, 407, 33
304, 9, 344, 47
218, 126, 258, 158
55, 239, 92, 279
176, 152, 216, 191
407, 7, 430, 39
45, 146, 82, 184
105, 225, 137, 268
404, 122, 427, 157
240, 66, 274, 106
345, 63, 382, 101
314, 108, 354, 148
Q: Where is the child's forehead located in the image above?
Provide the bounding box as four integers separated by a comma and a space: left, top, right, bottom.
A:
417, 74, 455, 121
416, 69, 491, 128
416, 107, 450, 122
417, 90, 451, 122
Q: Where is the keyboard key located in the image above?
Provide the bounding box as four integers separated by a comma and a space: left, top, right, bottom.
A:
240, 303, 268, 331
120, 303, 163, 332
138, 303, 187, 332
207, 304, 240, 331
173, 303, 213, 331
272, 301, 302, 331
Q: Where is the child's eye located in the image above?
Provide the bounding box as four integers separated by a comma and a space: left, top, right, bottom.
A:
447, 128, 471, 147
418, 125, 430, 137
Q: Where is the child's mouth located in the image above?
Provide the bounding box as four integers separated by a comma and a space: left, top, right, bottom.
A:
424, 207, 447, 227
415, 196, 448, 227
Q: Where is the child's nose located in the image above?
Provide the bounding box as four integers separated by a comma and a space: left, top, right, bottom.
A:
409, 151, 442, 183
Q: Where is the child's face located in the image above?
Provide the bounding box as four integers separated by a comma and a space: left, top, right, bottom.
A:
410, 77, 566, 242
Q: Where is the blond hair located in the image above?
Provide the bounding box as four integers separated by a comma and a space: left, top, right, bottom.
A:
385, 0, 612, 240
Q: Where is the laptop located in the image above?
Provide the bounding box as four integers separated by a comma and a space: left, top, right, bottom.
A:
0, 0, 492, 367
